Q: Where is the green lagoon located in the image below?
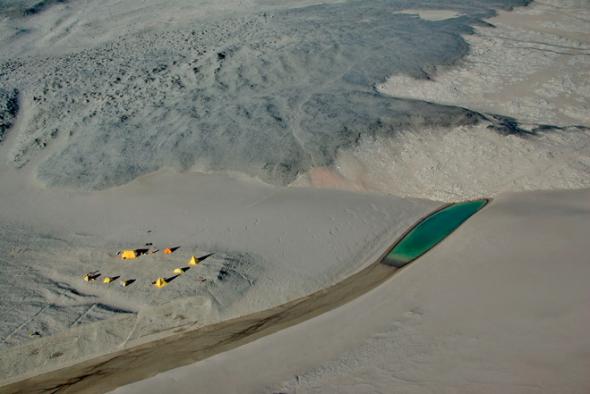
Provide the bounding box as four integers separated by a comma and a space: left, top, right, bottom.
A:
384, 199, 488, 268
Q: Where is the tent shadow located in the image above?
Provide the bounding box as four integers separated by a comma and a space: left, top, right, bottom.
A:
135, 248, 150, 257
198, 253, 214, 262
165, 274, 180, 283
121, 279, 136, 287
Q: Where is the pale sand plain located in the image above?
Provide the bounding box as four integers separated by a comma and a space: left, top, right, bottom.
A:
0, 0, 588, 392
113, 2, 590, 393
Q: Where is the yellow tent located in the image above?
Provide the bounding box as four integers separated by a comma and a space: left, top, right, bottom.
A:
120, 250, 137, 260
83, 273, 100, 281
103, 277, 114, 284
154, 277, 167, 288
188, 256, 199, 266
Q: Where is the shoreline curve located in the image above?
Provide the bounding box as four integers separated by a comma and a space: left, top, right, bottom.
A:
0, 199, 489, 394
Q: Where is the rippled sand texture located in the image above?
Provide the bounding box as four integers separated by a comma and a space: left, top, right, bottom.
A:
1, 0, 528, 190
380, 0, 590, 127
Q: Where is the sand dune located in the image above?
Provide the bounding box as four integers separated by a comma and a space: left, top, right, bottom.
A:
0, 169, 437, 381
379, 0, 590, 127
115, 188, 590, 394
0, 0, 588, 392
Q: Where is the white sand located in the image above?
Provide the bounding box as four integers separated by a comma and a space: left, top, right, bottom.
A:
395, 9, 462, 21
114, 188, 590, 394
108, 1, 590, 393
380, 1, 590, 127
310, 122, 590, 201
0, 164, 437, 380
292, 0, 590, 200
297, 1, 590, 200
0, 0, 589, 391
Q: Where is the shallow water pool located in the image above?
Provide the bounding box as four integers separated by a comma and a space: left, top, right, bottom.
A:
384, 199, 488, 267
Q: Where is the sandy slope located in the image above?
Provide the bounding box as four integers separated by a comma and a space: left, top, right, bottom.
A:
5, 0, 569, 198
1, 250, 399, 393
0, 0, 588, 391
0, 165, 437, 380
395, 9, 462, 21
114, 188, 590, 394
316, 122, 590, 201
296, 0, 590, 199
379, 0, 590, 127
104, 1, 590, 392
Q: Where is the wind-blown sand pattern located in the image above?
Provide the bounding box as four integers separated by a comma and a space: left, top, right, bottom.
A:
380, 0, 590, 127
0, 0, 589, 392
116, 189, 590, 394
298, 0, 590, 199
0, 0, 544, 192
0, 248, 399, 393
0, 201, 488, 393
0, 171, 437, 381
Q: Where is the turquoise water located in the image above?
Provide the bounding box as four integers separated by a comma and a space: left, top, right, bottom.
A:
383, 199, 488, 268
